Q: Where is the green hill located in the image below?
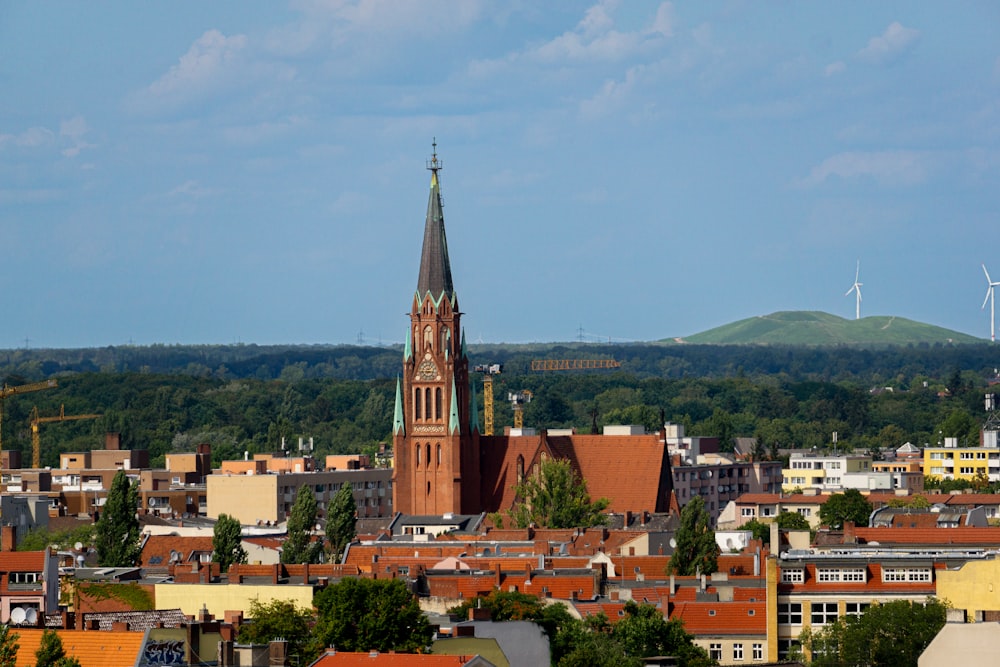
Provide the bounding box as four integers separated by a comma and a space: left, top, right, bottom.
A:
672, 311, 982, 346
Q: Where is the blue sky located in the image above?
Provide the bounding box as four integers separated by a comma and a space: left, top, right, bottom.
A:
1, 2, 998, 348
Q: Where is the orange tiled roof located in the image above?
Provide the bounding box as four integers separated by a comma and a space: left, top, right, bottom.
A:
852, 526, 1000, 546
13, 629, 146, 667
670, 601, 767, 635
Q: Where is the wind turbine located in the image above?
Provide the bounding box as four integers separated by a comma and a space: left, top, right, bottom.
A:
845, 261, 862, 320
982, 264, 1000, 342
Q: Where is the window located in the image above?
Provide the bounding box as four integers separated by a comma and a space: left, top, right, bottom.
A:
778, 602, 802, 624
883, 567, 933, 582
9, 572, 38, 585
435, 387, 442, 420
733, 644, 744, 661
414, 389, 422, 421
961, 452, 975, 459
845, 602, 870, 617
753, 643, 763, 661
960, 467, 975, 475
709, 644, 722, 661
930, 451, 944, 459
425, 388, 432, 420
415, 444, 420, 467
777, 640, 799, 661
761, 507, 775, 517
436, 444, 441, 466
781, 568, 804, 583
741, 507, 756, 517
817, 567, 866, 583
797, 508, 812, 517
811, 602, 838, 625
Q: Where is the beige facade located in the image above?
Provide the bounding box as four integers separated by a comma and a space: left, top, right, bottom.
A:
207, 468, 393, 526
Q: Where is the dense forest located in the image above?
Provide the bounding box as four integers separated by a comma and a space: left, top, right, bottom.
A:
0, 341, 996, 470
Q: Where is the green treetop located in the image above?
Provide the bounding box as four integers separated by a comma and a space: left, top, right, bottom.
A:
212, 513, 247, 572
668, 496, 719, 576
281, 485, 323, 564
96, 470, 141, 567
508, 458, 610, 529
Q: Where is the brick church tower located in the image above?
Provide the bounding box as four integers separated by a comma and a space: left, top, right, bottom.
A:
392, 144, 479, 515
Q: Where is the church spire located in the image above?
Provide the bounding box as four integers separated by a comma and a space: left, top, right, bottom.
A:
415, 139, 455, 305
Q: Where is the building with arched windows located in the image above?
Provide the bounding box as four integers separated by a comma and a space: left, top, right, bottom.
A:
391, 147, 678, 518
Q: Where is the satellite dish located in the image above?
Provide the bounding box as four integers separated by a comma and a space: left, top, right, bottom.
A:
148, 498, 157, 507
669, 538, 677, 549
25, 609, 37, 625
10, 607, 25, 625
74, 542, 83, 551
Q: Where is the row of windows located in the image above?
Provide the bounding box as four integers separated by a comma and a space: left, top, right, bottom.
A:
415, 443, 443, 468
778, 601, 874, 625
781, 567, 930, 584
708, 643, 764, 661
414, 387, 444, 421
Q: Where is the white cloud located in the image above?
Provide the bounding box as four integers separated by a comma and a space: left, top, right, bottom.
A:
579, 65, 642, 119
0, 126, 55, 150
801, 150, 929, 187
145, 30, 249, 99
168, 180, 218, 198
857, 22, 919, 63
825, 61, 846, 76
59, 116, 96, 157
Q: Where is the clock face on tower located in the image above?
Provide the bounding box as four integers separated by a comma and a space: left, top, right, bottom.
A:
418, 358, 439, 381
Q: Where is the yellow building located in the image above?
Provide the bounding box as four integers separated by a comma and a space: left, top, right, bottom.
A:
782, 453, 873, 492
935, 556, 1000, 621
923, 446, 1000, 482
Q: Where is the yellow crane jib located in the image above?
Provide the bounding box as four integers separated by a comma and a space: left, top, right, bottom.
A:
30, 405, 102, 469
0, 379, 58, 450
473, 363, 503, 436
530, 359, 621, 371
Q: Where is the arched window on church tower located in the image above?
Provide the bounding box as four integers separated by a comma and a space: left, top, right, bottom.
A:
414, 389, 422, 421
415, 443, 420, 467
441, 326, 450, 354
425, 388, 432, 420
425, 444, 431, 469
423, 325, 434, 351
435, 387, 442, 420
436, 444, 441, 467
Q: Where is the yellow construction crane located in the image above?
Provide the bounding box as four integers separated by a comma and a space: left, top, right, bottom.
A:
0, 379, 58, 450
508, 390, 533, 429
531, 358, 621, 371
473, 363, 503, 435
30, 405, 101, 469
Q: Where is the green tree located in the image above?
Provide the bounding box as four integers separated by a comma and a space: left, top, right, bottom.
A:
668, 496, 719, 576
34, 629, 80, 667
806, 598, 946, 667
775, 510, 811, 531
325, 482, 356, 563
311, 577, 432, 654
281, 485, 323, 564
96, 470, 141, 567
558, 634, 640, 667
612, 601, 713, 667
212, 513, 247, 572
17, 525, 94, 552
508, 458, 610, 529
736, 519, 769, 543
237, 599, 315, 665
0, 625, 17, 667
819, 489, 873, 529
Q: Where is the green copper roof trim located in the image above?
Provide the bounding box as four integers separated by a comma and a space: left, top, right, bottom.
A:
403, 326, 412, 362
470, 380, 480, 434
393, 376, 405, 436
449, 376, 460, 435
413, 289, 451, 312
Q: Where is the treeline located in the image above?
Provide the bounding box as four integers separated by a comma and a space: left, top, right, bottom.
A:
2, 340, 998, 384
1, 351, 992, 472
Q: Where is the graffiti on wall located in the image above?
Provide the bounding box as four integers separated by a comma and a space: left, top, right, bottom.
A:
143, 640, 186, 666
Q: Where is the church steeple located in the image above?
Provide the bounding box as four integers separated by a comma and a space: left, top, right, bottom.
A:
415, 139, 455, 307
394, 141, 478, 517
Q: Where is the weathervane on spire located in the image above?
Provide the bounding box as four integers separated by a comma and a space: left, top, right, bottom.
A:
427, 138, 443, 173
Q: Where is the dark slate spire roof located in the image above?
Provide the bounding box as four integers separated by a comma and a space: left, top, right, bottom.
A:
416, 141, 455, 302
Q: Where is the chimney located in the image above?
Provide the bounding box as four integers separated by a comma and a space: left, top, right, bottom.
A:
0, 525, 16, 551
105, 432, 121, 450
844, 520, 857, 544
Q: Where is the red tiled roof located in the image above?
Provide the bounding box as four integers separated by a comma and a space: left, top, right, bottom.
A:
141, 535, 215, 567
852, 526, 1000, 546
0, 551, 46, 571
